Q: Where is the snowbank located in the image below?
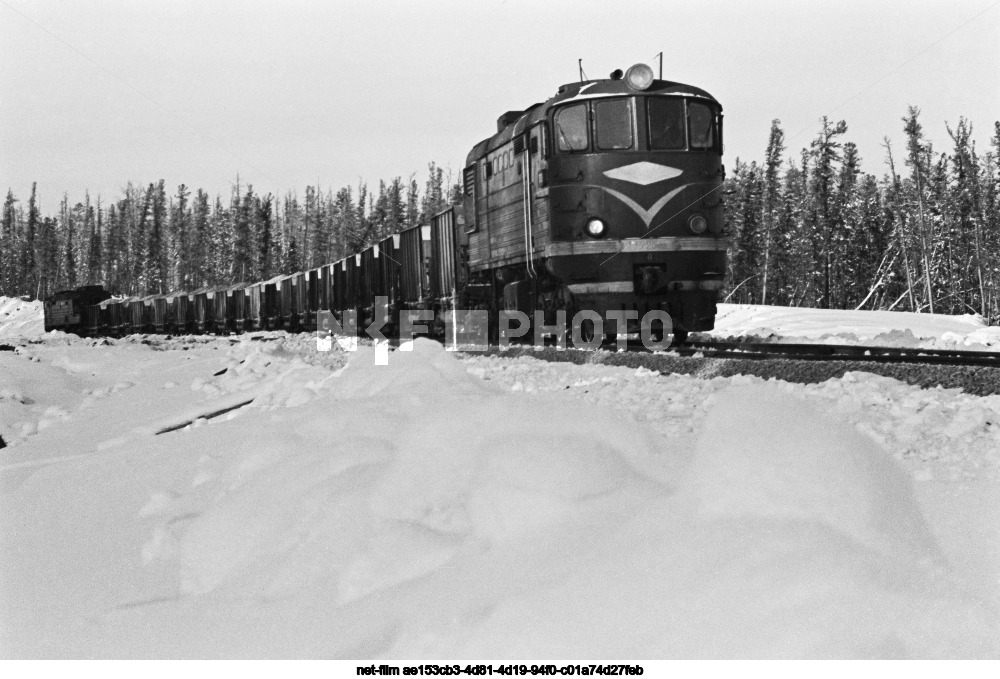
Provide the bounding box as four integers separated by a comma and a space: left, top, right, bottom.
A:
0, 296, 44, 339
710, 303, 1000, 350
2, 337, 996, 658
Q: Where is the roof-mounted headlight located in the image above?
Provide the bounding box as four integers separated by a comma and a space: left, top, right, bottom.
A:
624, 63, 654, 91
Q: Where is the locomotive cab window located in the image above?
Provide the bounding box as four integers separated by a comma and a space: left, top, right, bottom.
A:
554, 103, 589, 152
647, 97, 686, 150
688, 101, 716, 149
594, 98, 634, 150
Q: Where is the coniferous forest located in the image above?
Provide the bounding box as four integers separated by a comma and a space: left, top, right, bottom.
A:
0, 162, 458, 303
724, 110, 1000, 321
2, 110, 999, 322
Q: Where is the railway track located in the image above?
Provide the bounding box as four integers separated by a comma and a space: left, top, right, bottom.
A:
674, 339, 1000, 368
481, 337, 1000, 396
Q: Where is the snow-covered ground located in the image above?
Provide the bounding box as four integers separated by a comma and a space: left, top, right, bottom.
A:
709, 303, 1000, 350
1, 298, 998, 659
0, 297, 43, 340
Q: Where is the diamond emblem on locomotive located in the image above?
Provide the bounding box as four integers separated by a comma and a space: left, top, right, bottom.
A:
603, 161, 683, 186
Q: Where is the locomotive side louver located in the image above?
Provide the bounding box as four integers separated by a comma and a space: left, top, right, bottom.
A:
514, 137, 525, 155
463, 166, 476, 196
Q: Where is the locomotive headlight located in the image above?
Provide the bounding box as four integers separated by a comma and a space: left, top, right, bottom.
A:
585, 218, 606, 238
688, 214, 708, 234
624, 63, 655, 91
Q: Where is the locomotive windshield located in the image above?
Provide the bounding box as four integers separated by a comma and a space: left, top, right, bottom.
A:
555, 98, 635, 153
594, 98, 634, 150
554, 104, 589, 152
648, 97, 719, 151
688, 101, 715, 149
647, 98, 685, 150
554, 96, 719, 154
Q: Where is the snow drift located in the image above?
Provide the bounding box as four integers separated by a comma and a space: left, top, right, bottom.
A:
3, 337, 996, 658
0, 296, 43, 340
710, 303, 1000, 349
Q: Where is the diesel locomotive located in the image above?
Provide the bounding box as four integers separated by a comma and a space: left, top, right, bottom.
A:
44, 63, 726, 345
463, 62, 725, 342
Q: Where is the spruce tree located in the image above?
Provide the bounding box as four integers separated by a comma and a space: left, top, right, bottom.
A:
420, 162, 446, 222
172, 184, 191, 289
769, 158, 805, 305
945, 119, 984, 315
982, 122, 1000, 320
21, 183, 39, 297
830, 142, 861, 308
345, 182, 370, 254
372, 180, 389, 240
78, 193, 93, 286
38, 216, 59, 299
282, 192, 302, 272
848, 174, 890, 309
388, 177, 405, 237
144, 180, 169, 294
104, 204, 119, 292
333, 186, 357, 260
285, 234, 300, 274
232, 183, 255, 282
1, 190, 16, 295
303, 185, 316, 268
191, 190, 209, 287
405, 176, 419, 230
209, 195, 230, 285
809, 117, 848, 308
725, 159, 764, 303
87, 198, 102, 286
902, 107, 936, 312
258, 194, 274, 278
760, 120, 785, 304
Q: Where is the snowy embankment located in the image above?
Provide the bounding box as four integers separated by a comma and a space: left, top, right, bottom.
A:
709, 303, 1000, 350
0, 296, 43, 340
1, 298, 999, 658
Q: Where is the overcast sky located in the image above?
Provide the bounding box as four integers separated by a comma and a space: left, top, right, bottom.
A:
2, 0, 998, 213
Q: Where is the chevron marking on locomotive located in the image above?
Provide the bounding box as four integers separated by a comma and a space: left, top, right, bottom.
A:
583, 183, 691, 229
603, 161, 682, 185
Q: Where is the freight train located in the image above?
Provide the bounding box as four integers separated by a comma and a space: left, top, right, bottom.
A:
44, 63, 726, 345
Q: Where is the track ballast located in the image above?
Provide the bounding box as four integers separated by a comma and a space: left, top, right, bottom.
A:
479, 338, 1000, 396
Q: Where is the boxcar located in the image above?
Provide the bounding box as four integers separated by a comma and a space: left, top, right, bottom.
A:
289, 272, 307, 330
278, 274, 294, 329
151, 296, 168, 333
168, 293, 189, 334
429, 207, 463, 308
106, 297, 127, 335
308, 268, 326, 328
262, 275, 284, 329
228, 283, 248, 333
397, 223, 430, 308
190, 286, 215, 333
81, 303, 102, 336
244, 282, 263, 331
97, 298, 121, 335
379, 234, 401, 312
